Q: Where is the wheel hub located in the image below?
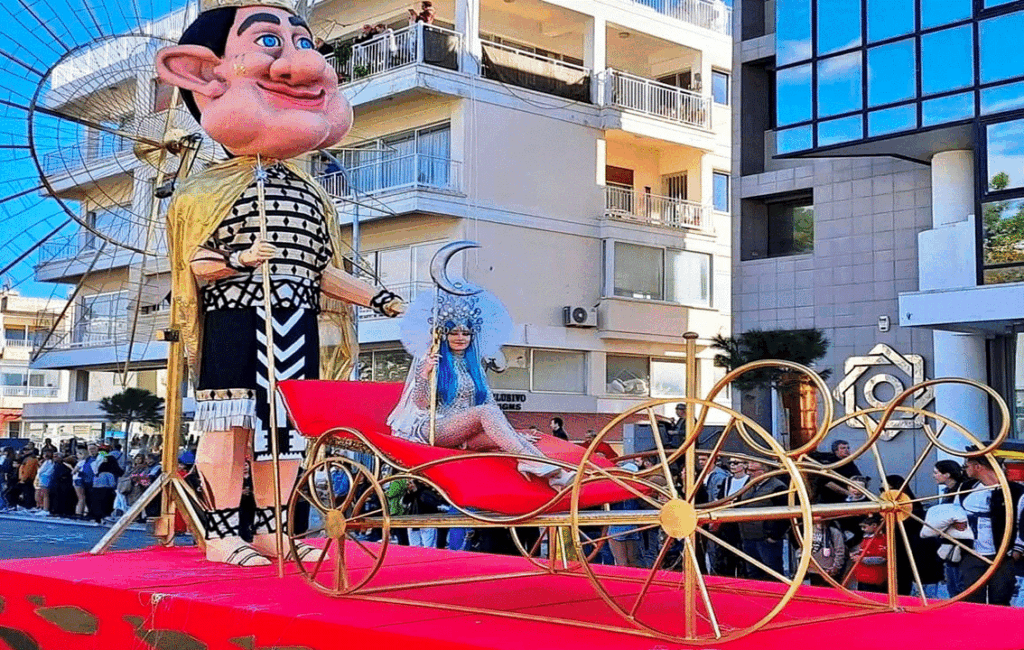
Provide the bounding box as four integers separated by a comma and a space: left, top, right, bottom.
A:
659, 498, 697, 539
879, 489, 913, 522
325, 509, 348, 538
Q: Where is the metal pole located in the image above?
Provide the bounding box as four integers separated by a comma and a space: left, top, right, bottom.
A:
683, 330, 698, 636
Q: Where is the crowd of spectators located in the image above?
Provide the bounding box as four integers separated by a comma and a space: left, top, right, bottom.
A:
0, 436, 178, 525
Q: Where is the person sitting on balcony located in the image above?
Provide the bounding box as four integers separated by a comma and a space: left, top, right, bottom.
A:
156, 0, 405, 567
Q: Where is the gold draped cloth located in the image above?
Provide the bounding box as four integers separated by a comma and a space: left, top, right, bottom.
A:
167, 155, 357, 381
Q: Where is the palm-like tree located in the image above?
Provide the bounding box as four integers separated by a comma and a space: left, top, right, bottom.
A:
711, 329, 831, 448
98, 387, 164, 441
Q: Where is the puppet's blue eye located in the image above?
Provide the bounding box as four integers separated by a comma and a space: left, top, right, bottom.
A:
297, 37, 314, 50
256, 34, 281, 48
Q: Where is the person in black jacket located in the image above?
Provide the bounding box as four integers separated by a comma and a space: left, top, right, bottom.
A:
48, 455, 77, 518
959, 455, 1024, 605
736, 460, 788, 579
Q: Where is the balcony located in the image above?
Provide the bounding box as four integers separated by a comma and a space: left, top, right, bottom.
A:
480, 40, 591, 103
332, 23, 461, 84
626, 0, 732, 36
604, 70, 711, 130
0, 386, 60, 399
320, 152, 461, 199
604, 186, 711, 232
41, 132, 132, 177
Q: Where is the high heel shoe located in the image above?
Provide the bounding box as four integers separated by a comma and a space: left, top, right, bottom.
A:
547, 469, 576, 490
517, 460, 561, 480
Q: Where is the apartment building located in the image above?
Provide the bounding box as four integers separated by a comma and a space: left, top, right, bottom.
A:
733, 1, 1024, 473
29, 0, 734, 438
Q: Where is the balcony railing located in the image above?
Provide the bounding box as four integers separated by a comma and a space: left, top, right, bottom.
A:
318, 153, 461, 198
605, 70, 712, 129
481, 40, 591, 103
41, 131, 133, 176
605, 186, 710, 231
333, 23, 461, 83
626, 0, 732, 35
2, 339, 33, 348
359, 282, 433, 321
0, 386, 60, 398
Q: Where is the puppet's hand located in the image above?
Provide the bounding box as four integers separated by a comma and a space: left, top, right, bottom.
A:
238, 238, 277, 267
383, 297, 406, 317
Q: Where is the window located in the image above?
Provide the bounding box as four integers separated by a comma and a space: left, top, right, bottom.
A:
741, 193, 814, 260
921, 26, 974, 95
713, 171, 729, 212
610, 242, 712, 307
817, 52, 862, 117
606, 356, 687, 398
357, 349, 413, 382
334, 123, 452, 194
817, 0, 861, 56
981, 12, 1024, 85
921, 0, 971, 29
867, 40, 916, 107
357, 241, 445, 317
4, 327, 26, 343
777, 0, 812, 65
485, 347, 586, 394
867, 0, 913, 43
6, 421, 21, 437
983, 117, 1024, 285
74, 292, 128, 345
776, 64, 812, 127
711, 70, 729, 105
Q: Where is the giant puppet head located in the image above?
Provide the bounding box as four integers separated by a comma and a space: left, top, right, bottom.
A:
155, 0, 352, 160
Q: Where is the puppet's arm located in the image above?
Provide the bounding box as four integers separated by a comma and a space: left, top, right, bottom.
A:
322, 266, 405, 316
189, 239, 276, 281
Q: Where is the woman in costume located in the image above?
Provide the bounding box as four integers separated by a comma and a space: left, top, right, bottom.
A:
388, 290, 573, 488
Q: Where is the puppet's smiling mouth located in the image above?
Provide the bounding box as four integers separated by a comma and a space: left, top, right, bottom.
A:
257, 83, 326, 108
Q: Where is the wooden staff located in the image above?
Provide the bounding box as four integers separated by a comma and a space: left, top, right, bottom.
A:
427, 287, 440, 446
255, 155, 286, 578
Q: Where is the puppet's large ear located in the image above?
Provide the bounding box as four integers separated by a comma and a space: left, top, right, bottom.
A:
155, 45, 226, 99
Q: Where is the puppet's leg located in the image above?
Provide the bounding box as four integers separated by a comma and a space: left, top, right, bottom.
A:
196, 426, 271, 567
248, 459, 319, 560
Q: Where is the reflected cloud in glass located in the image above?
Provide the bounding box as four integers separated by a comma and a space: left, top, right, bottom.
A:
921, 0, 972, 30
922, 92, 974, 126
867, 0, 914, 42
777, 64, 812, 126
818, 115, 863, 146
986, 119, 1024, 191
868, 104, 917, 136
817, 0, 862, 56
921, 26, 974, 95
868, 39, 916, 107
777, 125, 814, 153
982, 82, 1024, 116
980, 12, 1024, 85
777, 0, 812, 65
817, 52, 862, 117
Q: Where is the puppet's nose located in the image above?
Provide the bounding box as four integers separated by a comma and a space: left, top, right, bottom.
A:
269, 47, 328, 86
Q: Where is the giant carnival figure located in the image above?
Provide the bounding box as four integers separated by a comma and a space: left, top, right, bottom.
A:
156, 0, 404, 566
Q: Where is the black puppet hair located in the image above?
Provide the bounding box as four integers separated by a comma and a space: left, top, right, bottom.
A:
176, 8, 237, 123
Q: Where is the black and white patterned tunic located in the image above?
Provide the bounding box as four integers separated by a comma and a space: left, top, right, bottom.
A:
195, 164, 332, 461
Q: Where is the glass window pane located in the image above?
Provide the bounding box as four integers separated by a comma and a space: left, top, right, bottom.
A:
986, 0, 1019, 7
868, 104, 918, 136
867, 39, 916, 107
377, 247, 412, 289
614, 242, 663, 300
651, 360, 687, 398
921, 0, 971, 29
373, 349, 412, 383
777, 125, 813, 153
666, 250, 711, 307
982, 82, 1024, 115
982, 197, 1024, 285
986, 119, 1024, 192
981, 12, 1024, 85
817, 53, 862, 117
533, 350, 585, 393
921, 26, 974, 95
357, 352, 372, 381
817, 0, 862, 56
921, 92, 974, 126
713, 172, 730, 211
4, 328, 26, 341
606, 355, 650, 396
777, 64, 812, 126
712, 70, 729, 104
768, 197, 815, 256
487, 346, 530, 390
818, 115, 863, 146
867, 0, 914, 43
776, 0, 812, 65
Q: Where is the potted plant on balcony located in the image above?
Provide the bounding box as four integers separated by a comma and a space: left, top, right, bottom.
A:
711, 328, 831, 450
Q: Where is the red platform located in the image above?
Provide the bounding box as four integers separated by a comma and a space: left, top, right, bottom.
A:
1, 544, 1023, 650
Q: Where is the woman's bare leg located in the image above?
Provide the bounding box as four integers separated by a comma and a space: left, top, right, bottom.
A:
434, 404, 544, 458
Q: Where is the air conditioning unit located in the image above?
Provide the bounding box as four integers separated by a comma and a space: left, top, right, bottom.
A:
563, 305, 596, 328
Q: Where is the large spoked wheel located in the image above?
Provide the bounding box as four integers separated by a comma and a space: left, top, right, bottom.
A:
302, 427, 380, 480
570, 398, 813, 645
510, 521, 609, 572
799, 379, 1015, 610
288, 456, 390, 596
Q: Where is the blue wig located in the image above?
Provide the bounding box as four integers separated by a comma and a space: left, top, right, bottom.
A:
436, 326, 489, 407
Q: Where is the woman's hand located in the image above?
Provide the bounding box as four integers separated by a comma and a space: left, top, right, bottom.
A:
419, 353, 439, 379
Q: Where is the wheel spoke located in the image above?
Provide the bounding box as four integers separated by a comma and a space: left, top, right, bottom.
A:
696, 527, 792, 586
629, 538, 674, 617
684, 537, 721, 639
348, 533, 381, 561
646, 406, 679, 499
870, 443, 890, 493
688, 419, 735, 500
309, 536, 335, 583
585, 524, 661, 547
703, 487, 797, 515
895, 517, 928, 606
904, 485, 995, 505
292, 526, 326, 540
907, 511, 994, 565
349, 508, 385, 523
897, 442, 934, 496
581, 464, 664, 509
528, 528, 548, 557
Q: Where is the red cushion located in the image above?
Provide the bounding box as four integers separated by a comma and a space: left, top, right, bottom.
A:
277, 380, 640, 515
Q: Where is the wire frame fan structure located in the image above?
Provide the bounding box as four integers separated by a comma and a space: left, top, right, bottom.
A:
0, 0, 222, 377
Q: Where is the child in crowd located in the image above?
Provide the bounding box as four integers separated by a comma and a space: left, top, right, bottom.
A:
846, 475, 870, 501
850, 513, 887, 593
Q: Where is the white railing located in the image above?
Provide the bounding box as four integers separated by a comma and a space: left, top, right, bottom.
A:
2, 339, 33, 348
606, 70, 711, 129
318, 153, 461, 198
336, 23, 462, 83
605, 186, 710, 231
626, 0, 732, 36
359, 282, 433, 321
41, 131, 133, 175
0, 386, 60, 398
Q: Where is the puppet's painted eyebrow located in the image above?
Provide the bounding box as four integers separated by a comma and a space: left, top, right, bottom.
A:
288, 15, 311, 32
237, 12, 280, 36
